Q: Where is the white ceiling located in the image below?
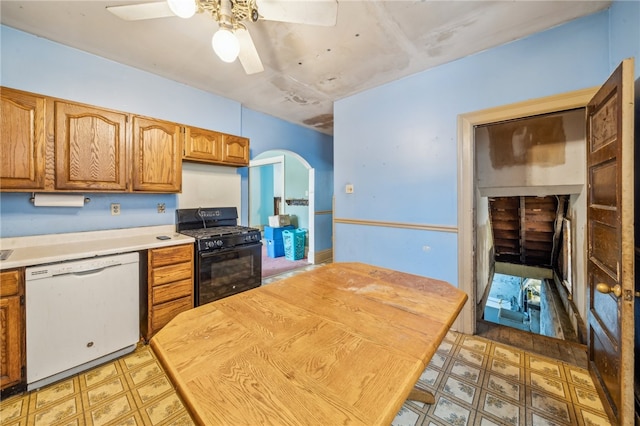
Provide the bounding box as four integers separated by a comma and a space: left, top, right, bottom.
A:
1, 1, 610, 135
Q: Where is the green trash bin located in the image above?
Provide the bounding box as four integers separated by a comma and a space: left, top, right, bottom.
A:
283, 228, 306, 260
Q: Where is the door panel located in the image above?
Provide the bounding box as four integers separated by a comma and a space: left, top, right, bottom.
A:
586, 58, 634, 425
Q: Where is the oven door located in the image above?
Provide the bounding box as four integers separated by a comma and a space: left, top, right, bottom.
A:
196, 243, 262, 306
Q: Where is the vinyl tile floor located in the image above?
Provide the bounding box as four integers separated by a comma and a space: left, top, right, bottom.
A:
1, 267, 610, 426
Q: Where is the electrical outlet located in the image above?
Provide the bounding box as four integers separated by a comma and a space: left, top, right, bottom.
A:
111, 203, 121, 216
157, 203, 166, 213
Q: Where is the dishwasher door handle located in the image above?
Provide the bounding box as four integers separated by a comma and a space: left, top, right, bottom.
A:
53, 262, 123, 277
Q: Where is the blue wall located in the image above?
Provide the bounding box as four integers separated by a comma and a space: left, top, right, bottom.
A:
240, 108, 334, 251
0, 25, 333, 243
333, 1, 638, 285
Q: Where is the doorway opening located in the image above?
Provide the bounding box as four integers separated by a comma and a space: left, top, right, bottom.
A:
249, 150, 315, 279
476, 191, 580, 341
473, 109, 585, 344
457, 87, 597, 337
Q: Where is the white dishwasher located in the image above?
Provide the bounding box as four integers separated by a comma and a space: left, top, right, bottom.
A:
26, 252, 139, 390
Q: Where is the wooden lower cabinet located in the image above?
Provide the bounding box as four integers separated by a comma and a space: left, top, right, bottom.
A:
0, 269, 25, 394
142, 244, 194, 341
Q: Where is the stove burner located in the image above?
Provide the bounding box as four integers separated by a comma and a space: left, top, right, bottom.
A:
176, 208, 262, 252
179, 226, 257, 239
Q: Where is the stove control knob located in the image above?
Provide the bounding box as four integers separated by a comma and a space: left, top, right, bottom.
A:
216, 240, 223, 247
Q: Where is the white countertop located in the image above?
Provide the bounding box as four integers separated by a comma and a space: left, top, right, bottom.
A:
0, 225, 195, 270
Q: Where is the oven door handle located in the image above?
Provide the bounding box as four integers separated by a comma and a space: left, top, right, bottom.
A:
199, 243, 261, 259
199, 248, 235, 258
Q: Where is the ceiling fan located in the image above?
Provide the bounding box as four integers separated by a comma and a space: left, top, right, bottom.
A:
107, 0, 338, 75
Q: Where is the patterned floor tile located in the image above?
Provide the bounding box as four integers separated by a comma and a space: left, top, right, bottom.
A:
124, 360, 165, 388
437, 339, 455, 355
161, 410, 197, 425
131, 375, 174, 407
442, 376, 478, 406
526, 354, 565, 380
83, 376, 128, 408
528, 371, 568, 399
418, 366, 445, 390
120, 346, 156, 371
449, 360, 483, 385
479, 390, 522, 426
567, 384, 605, 412
79, 360, 122, 390
526, 410, 573, 426
444, 330, 462, 344
491, 343, 524, 366
483, 373, 522, 403
575, 406, 611, 426
460, 336, 491, 354
28, 377, 80, 412
0, 393, 30, 423
428, 352, 450, 370
563, 365, 595, 390
29, 394, 83, 426
432, 394, 475, 426
454, 347, 487, 369
488, 358, 523, 383
473, 413, 505, 426
85, 392, 137, 426
393, 405, 421, 426
141, 393, 188, 425
528, 388, 574, 424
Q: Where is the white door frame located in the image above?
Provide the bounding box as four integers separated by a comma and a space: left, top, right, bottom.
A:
249, 155, 286, 226
456, 87, 598, 334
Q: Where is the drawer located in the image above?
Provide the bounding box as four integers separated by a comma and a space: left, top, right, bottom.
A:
151, 296, 192, 331
152, 262, 192, 286
150, 244, 193, 268
152, 278, 192, 305
0, 269, 22, 297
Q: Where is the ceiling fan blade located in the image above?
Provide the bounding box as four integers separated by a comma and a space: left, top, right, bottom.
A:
236, 28, 264, 75
257, 0, 337, 26
106, 2, 175, 21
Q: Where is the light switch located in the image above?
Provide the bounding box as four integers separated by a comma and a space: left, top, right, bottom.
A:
345, 184, 354, 194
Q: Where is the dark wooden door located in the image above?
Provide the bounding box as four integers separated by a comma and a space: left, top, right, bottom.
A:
586, 58, 635, 425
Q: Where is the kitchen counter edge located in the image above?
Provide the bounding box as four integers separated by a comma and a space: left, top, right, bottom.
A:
0, 225, 195, 270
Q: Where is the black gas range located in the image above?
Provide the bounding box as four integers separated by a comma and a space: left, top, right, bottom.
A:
176, 207, 262, 306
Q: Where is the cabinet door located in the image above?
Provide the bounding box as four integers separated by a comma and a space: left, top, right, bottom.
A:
0, 269, 24, 390
222, 135, 250, 166
132, 116, 182, 192
55, 101, 128, 191
0, 88, 46, 190
183, 126, 223, 163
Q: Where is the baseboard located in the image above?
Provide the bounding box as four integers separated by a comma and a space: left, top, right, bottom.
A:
314, 248, 333, 264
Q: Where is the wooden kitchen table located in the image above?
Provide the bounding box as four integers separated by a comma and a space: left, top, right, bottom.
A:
151, 262, 468, 425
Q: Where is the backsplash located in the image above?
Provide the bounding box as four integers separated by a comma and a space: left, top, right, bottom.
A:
0, 193, 176, 238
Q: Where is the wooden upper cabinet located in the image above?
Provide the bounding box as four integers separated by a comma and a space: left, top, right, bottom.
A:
183, 127, 249, 167
132, 116, 182, 193
183, 126, 223, 163
55, 101, 128, 191
222, 134, 250, 166
0, 88, 46, 190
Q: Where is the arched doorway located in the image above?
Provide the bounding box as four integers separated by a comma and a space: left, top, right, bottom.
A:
249, 150, 315, 265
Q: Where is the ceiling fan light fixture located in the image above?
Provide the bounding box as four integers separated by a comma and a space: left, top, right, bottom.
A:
212, 28, 240, 63
167, 0, 197, 19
